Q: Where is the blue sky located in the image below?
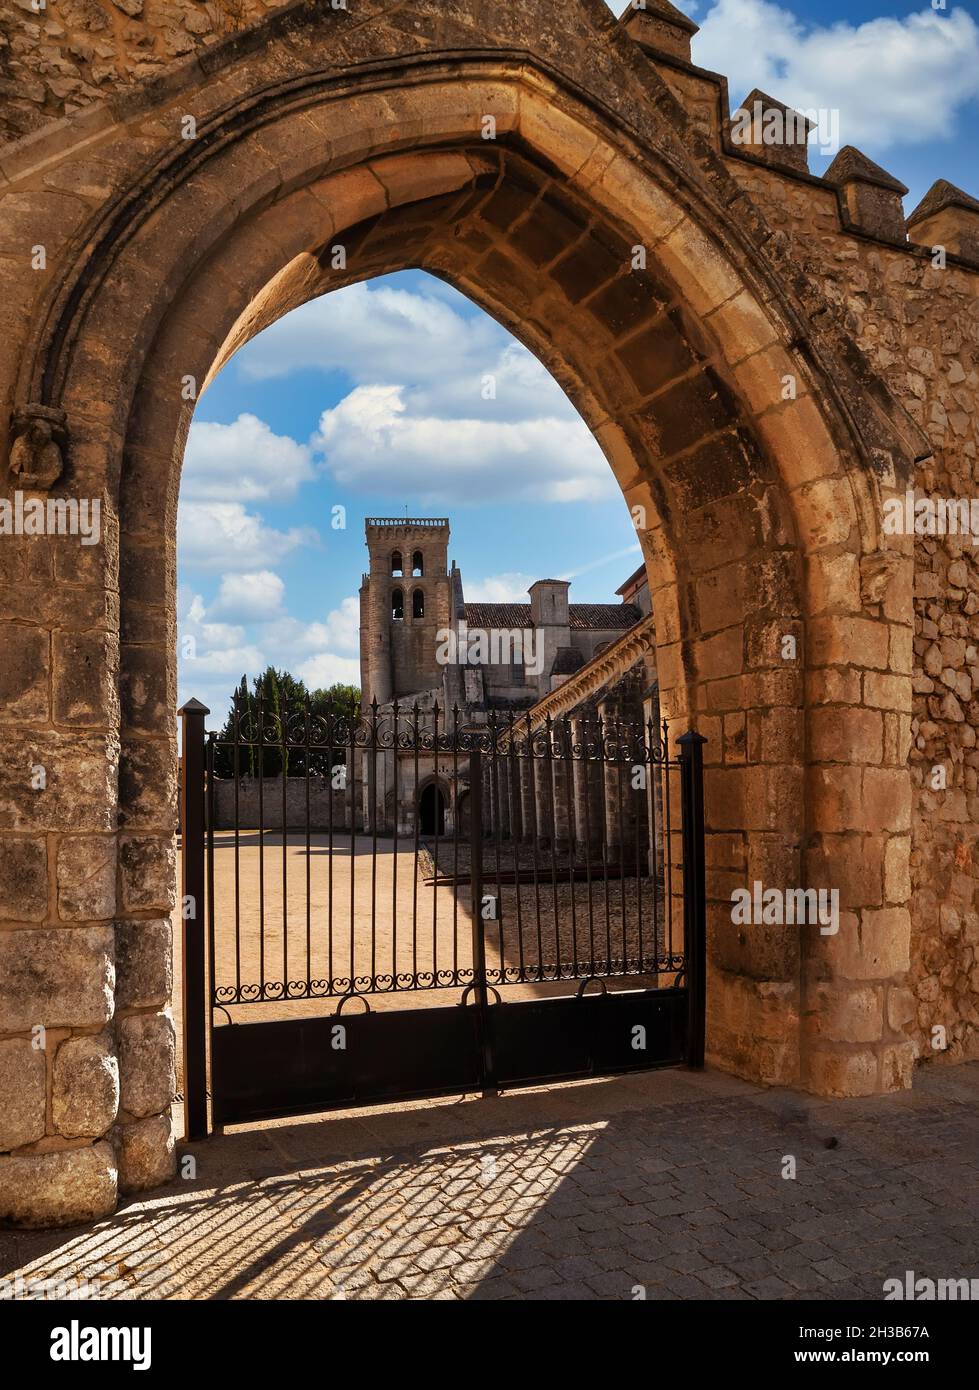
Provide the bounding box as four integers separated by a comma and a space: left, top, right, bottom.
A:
177, 0, 979, 720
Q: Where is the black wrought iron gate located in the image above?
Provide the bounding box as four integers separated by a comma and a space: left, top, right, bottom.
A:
178, 697, 706, 1137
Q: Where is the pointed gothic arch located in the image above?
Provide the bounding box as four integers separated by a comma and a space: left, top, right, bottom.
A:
0, 0, 932, 1225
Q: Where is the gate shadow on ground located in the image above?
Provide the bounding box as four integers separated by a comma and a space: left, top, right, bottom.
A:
3, 1065, 975, 1301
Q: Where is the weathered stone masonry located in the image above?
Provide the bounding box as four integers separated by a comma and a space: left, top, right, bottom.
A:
0, 0, 975, 1226
631, 19, 979, 1069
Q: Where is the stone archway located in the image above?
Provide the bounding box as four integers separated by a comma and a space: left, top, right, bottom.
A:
0, 0, 927, 1226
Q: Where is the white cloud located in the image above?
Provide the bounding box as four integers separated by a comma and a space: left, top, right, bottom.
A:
177, 583, 364, 716
177, 584, 267, 715
235, 281, 501, 391
233, 282, 583, 426
205, 282, 611, 507
258, 596, 362, 665
463, 572, 536, 603
178, 501, 316, 570
210, 571, 286, 622
315, 595, 361, 655
297, 651, 362, 690
182, 413, 315, 502
692, 0, 979, 150
312, 384, 613, 505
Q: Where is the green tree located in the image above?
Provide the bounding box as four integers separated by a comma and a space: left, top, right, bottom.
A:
211, 671, 361, 779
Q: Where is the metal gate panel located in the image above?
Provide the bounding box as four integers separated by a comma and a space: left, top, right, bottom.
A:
210, 1004, 484, 1126
488, 987, 688, 1090
178, 694, 707, 1136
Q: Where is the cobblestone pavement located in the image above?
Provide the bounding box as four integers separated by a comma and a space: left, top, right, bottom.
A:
2, 1063, 977, 1301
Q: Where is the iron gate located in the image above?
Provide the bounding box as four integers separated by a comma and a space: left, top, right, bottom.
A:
178, 696, 706, 1136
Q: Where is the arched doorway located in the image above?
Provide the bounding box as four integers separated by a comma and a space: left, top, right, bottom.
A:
0, 0, 927, 1223
418, 783, 446, 837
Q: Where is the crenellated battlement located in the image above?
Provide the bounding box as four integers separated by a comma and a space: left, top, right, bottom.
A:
619, 1, 979, 273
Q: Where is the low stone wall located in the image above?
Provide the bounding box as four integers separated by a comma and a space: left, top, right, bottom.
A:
210, 777, 350, 831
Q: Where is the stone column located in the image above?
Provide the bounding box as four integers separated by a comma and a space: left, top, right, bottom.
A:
113, 423, 178, 1199
534, 745, 553, 851
551, 734, 572, 855
0, 430, 149, 1225
506, 751, 523, 844
598, 703, 623, 862
492, 750, 510, 842
519, 752, 535, 845
576, 721, 605, 860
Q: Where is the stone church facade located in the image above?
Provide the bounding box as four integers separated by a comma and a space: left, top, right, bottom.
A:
0, 0, 978, 1224
358, 515, 657, 839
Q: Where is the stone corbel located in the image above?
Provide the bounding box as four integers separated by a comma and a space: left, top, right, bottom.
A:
860, 550, 903, 608
8, 404, 67, 490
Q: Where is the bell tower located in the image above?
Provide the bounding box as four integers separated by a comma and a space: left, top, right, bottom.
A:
361, 518, 451, 707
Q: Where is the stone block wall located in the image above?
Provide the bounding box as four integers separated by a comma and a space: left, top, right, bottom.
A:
638, 28, 979, 1069
211, 776, 349, 830
725, 169, 979, 1068
0, 0, 287, 145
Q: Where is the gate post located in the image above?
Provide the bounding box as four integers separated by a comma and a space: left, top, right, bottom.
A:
678, 731, 707, 1069
179, 699, 209, 1140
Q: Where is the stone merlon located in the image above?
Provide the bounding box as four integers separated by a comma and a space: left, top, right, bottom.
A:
825, 146, 909, 244
621, 0, 700, 64
729, 89, 815, 175
907, 179, 979, 261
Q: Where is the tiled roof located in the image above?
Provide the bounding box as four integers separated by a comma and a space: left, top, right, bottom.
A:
463, 602, 642, 631
464, 602, 532, 628
569, 603, 642, 631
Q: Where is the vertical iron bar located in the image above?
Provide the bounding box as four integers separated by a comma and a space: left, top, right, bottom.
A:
616, 717, 626, 973
392, 700, 400, 990
304, 695, 311, 989
598, 715, 611, 973
451, 704, 459, 982
527, 715, 543, 981
348, 708, 357, 994
206, 733, 215, 1042
412, 703, 420, 983
370, 699, 378, 988
545, 715, 560, 980
646, 717, 659, 975
327, 704, 335, 992
663, 720, 674, 961
679, 730, 707, 1069
469, 745, 495, 1091
233, 708, 241, 1000
635, 720, 646, 972
563, 716, 577, 979
179, 698, 208, 1142
281, 704, 288, 994
582, 718, 595, 974
489, 713, 504, 980
258, 697, 265, 994
508, 711, 524, 983
431, 701, 440, 983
